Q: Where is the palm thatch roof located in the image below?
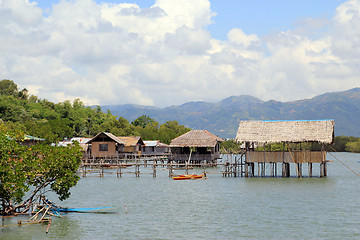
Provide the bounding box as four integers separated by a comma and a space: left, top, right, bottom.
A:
170, 130, 224, 147
118, 136, 144, 147
235, 120, 335, 144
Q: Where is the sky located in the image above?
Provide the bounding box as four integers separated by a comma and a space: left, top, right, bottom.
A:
1, 0, 358, 107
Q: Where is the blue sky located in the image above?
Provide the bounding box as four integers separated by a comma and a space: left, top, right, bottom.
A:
1, 0, 359, 107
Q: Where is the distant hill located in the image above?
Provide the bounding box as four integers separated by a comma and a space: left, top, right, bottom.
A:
102, 88, 360, 138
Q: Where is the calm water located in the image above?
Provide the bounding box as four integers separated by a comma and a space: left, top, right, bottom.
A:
1, 152, 360, 239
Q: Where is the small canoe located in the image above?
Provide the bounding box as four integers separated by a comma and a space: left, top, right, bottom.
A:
172, 174, 204, 180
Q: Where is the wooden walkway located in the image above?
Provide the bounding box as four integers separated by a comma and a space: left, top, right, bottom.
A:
80, 155, 245, 178
80, 153, 328, 178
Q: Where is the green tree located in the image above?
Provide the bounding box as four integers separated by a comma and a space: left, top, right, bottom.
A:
346, 140, 360, 153
158, 120, 191, 144
0, 79, 18, 96
0, 126, 82, 215
131, 115, 156, 128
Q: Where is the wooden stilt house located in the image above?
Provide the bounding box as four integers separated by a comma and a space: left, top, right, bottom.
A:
141, 141, 170, 156
86, 132, 125, 159
170, 130, 224, 165
118, 136, 144, 156
235, 120, 335, 177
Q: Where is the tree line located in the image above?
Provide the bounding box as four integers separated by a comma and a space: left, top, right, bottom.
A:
0, 79, 190, 144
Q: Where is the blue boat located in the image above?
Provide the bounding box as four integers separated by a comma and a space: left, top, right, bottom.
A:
55, 207, 118, 213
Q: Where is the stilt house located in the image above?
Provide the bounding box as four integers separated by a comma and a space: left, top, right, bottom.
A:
118, 136, 144, 155
142, 141, 170, 156
86, 132, 125, 159
169, 130, 224, 165
235, 120, 335, 177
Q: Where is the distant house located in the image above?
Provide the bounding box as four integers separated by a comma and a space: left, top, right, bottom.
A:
87, 132, 125, 158
169, 130, 224, 165
118, 136, 144, 155
57, 137, 92, 158
21, 135, 45, 146
141, 141, 170, 156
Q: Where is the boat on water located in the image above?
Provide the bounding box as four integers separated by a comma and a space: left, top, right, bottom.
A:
54, 206, 118, 213
172, 174, 204, 180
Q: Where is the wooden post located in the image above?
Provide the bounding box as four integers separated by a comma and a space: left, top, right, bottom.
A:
262, 162, 265, 177
320, 144, 326, 177
320, 162, 324, 177
244, 142, 249, 177
168, 162, 173, 177
286, 163, 290, 177
251, 163, 255, 177
282, 162, 286, 177
245, 162, 249, 177
263, 144, 266, 177
136, 164, 140, 177
323, 144, 327, 177
153, 160, 156, 177
282, 143, 286, 177
297, 163, 302, 178
308, 162, 312, 177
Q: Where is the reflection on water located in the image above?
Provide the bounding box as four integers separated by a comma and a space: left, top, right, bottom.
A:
1, 153, 360, 239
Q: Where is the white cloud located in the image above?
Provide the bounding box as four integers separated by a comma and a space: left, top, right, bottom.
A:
0, 0, 359, 108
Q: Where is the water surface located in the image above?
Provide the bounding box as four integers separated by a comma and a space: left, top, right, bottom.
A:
1, 153, 360, 239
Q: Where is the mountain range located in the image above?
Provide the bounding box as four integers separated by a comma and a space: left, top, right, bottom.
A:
101, 88, 360, 138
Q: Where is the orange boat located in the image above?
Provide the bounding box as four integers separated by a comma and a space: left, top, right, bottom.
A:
189, 174, 204, 179
172, 174, 204, 180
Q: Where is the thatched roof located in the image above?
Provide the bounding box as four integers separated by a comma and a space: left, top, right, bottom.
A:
118, 136, 144, 147
170, 130, 224, 147
87, 132, 125, 145
235, 120, 335, 144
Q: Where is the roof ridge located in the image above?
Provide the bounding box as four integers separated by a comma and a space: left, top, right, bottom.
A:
203, 130, 216, 140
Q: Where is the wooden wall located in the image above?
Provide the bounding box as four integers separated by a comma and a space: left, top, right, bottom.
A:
91, 141, 117, 158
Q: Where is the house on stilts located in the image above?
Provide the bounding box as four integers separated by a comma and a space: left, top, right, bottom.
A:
142, 140, 170, 157
118, 136, 144, 157
86, 132, 126, 159
235, 120, 335, 177
169, 130, 224, 166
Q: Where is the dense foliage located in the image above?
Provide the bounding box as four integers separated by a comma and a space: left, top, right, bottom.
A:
332, 136, 360, 153
0, 79, 190, 144
0, 126, 83, 215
